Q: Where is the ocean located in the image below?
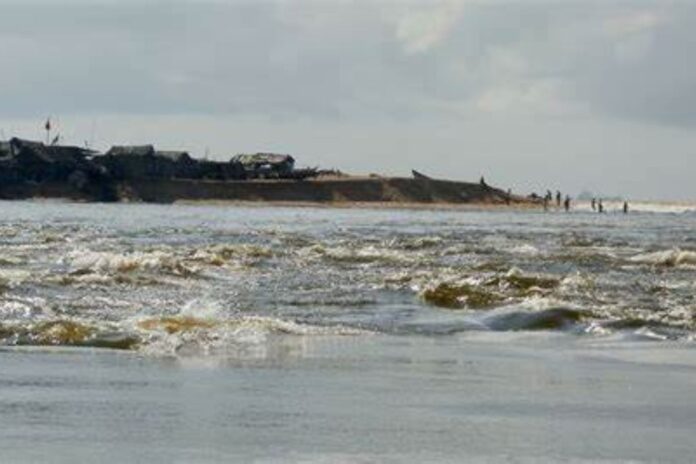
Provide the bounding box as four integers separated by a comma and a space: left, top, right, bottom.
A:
1, 200, 695, 462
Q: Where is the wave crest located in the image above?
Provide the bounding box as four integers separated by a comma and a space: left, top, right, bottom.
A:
629, 249, 696, 267
65, 249, 199, 277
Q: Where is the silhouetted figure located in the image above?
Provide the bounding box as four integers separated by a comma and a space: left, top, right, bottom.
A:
591, 198, 596, 211
623, 201, 629, 214
480, 176, 487, 188
556, 191, 561, 207
564, 195, 571, 212
598, 199, 604, 213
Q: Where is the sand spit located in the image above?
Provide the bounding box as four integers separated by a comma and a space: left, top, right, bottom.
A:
118, 176, 531, 206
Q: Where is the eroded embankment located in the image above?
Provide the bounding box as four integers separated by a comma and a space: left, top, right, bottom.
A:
121, 177, 519, 204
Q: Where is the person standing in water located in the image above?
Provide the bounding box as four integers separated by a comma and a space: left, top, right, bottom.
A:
623, 201, 629, 214
556, 191, 562, 207
564, 195, 571, 212
591, 198, 596, 211
598, 199, 604, 213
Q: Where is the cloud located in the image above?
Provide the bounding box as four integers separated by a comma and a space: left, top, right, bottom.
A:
0, 0, 693, 127
0, 0, 695, 198
604, 9, 667, 37
394, 0, 467, 54
474, 79, 584, 116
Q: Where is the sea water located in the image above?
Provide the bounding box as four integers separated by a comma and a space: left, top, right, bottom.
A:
1, 200, 695, 462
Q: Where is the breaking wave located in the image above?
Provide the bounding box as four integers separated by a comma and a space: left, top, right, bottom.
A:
297, 243, 418, 265
0, 313, 366, 356
188, 244, 274, 266
629, 249, 696, 267
2, 202, 696, 348
419, 268, 560, 310
65, 249, 199, 277
480, 307, 586, 331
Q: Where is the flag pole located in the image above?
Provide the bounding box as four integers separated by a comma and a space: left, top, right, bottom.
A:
45, 117, 51, 145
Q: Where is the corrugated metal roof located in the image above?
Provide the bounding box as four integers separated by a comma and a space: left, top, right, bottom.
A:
231, 153, 295, 166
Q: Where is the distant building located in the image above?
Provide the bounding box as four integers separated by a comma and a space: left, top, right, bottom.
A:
0, 141, 18, 184
0, 138, 97, 183
94, 145, 252, 181
154, 150, 199, 179
231, 153, 295, 179
0, 141, 11, 160
96, 145, 198, 179
1, 137, 312, 190
197, 160, 247, 181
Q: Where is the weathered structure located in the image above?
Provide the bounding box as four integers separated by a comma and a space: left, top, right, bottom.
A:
0, 136, 317, 192
196, 160, 247, 181
0, 138, 116, 200
1, 138, 98, 182
5, 135, 527, 206
95, 146, 190, 180
93, 146, 248, 181
232, 153, 295, 179
412, 170, 432, 180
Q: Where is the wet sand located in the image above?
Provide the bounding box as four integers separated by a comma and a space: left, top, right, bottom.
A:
2, 333, 695, 463
173, 198, 541, 212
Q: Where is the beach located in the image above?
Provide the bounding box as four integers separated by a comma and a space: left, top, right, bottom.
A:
3, 334, 696, 463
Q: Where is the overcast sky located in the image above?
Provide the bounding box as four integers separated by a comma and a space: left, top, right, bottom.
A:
1, 0, 694, 200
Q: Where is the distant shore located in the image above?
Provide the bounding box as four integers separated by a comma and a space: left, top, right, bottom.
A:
112, 176, 532, 205
172, 198, 542, 212
1, 136, 539, 207
0, 175, 537, 207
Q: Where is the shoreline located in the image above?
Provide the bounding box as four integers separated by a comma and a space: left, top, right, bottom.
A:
172, 198, 543, 212
3, 334, 695, 463
8, 195, 694, 215
1, 175, 537, 207
3, 195, 543, 212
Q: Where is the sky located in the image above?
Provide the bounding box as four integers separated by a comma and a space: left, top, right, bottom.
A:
0, 0, 695, 200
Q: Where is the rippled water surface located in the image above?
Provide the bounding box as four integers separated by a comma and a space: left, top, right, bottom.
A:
2, 200, 696, 462
1, 200, 695, 354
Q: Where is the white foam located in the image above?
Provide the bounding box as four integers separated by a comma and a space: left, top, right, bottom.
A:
629, 249, 696, 267
573, 200, 696, 214
0, 269, 31, 287
560, 272, 594, 291
298, 243, 415, 265
0, 296, 51, 320
515, 295, 581, 312
64, 249, 198, 276
509, 244, 540, 256
178, 298, 226, 320
134, 314, 366, 358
